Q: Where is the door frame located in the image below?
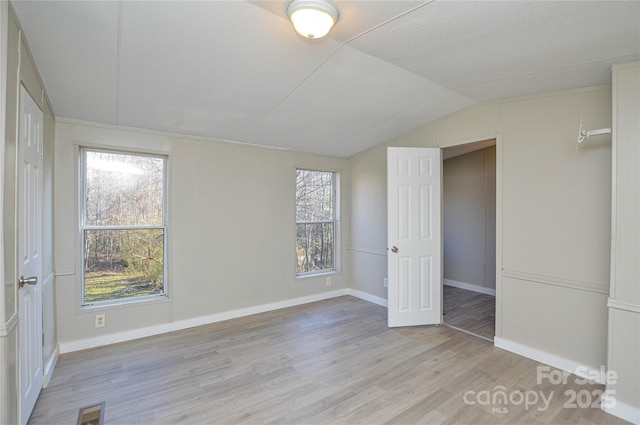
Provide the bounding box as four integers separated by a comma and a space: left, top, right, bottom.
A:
438, 135, 503, 339
441, 138, 499, 342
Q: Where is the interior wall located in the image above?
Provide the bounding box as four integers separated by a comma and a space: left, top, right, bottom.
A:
348, 125, 438, 300
54, 121, 350, 346
443, 146, 496, 291
349, 86, 612, 372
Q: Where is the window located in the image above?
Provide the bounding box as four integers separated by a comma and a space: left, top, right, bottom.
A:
80, 148, 167, 306
296, 169, 337, 275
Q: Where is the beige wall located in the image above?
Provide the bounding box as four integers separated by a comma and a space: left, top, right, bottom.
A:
500, 92, 610, 286
54, 121, 350, 345
443, 146, 496, 291
350, 85, 612, 371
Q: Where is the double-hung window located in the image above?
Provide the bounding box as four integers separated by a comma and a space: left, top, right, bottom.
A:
296, 169, 337, 275
80, 148, 167, 306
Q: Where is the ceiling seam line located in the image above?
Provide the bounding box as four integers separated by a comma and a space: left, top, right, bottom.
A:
256, 0, 436, 127
451, 54, 639, 92
343, 0, 435, 45
254, 45, 344, 126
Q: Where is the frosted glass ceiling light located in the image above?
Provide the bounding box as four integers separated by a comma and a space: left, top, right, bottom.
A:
288, 0, 339, 39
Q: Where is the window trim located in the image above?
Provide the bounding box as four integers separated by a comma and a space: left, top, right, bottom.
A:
295, 168, 340, 278
79, 146, 169, 308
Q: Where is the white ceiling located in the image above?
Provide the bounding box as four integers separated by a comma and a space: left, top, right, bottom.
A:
11, 0, 640, 157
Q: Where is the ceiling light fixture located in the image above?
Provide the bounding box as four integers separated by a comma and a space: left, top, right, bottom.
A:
287, 0, 339, 39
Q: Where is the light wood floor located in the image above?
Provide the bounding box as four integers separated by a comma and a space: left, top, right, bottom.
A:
30, 296, 625, 425
443, 285, 496, 341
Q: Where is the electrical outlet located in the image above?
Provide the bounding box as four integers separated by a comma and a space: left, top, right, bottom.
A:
325, 277, 332, 286
384, 278, 388, 288
95, 314, 105, 328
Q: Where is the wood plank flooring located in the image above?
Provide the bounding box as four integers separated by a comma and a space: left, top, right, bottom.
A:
443, 285, 496, 340
29, 296, 625, 425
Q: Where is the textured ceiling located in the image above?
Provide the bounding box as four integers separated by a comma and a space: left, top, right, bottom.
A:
11, 0, 640, 157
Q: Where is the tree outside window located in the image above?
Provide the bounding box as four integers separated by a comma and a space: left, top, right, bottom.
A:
296, 169, 337, 275
81, 148, 167, 305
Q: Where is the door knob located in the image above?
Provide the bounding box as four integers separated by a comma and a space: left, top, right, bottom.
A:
19, 276, 37, 288
391, 246, 399, 253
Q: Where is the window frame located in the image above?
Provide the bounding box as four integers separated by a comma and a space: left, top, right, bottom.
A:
295, 168, 340, 278
79, 146, 169, 308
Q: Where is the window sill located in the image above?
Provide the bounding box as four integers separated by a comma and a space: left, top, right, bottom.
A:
80, 293, 170, 312
295, 270, 339, 281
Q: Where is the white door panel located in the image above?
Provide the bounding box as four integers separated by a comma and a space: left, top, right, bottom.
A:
388, 147, 442, 327
18, 85, 44, 425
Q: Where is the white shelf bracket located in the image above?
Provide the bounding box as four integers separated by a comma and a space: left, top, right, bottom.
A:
577, 117, 611, 149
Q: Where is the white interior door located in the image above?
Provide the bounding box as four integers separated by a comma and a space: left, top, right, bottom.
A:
18, 85, 44, 425
387, 147, 442, 327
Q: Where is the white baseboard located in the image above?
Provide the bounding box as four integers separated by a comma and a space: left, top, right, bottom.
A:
348, 289, 388, 307
494, 336, 605, 385
444, 278, 496, 296
59, 289, 349, 353
603, 395, 640, 425
497, 337, 639, 423
43, 345, 59, 388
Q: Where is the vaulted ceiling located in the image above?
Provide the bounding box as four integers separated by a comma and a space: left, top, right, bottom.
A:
11, 1, 640, 157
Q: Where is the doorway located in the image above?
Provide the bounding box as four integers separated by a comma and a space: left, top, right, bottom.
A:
441, 140, 496, 341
